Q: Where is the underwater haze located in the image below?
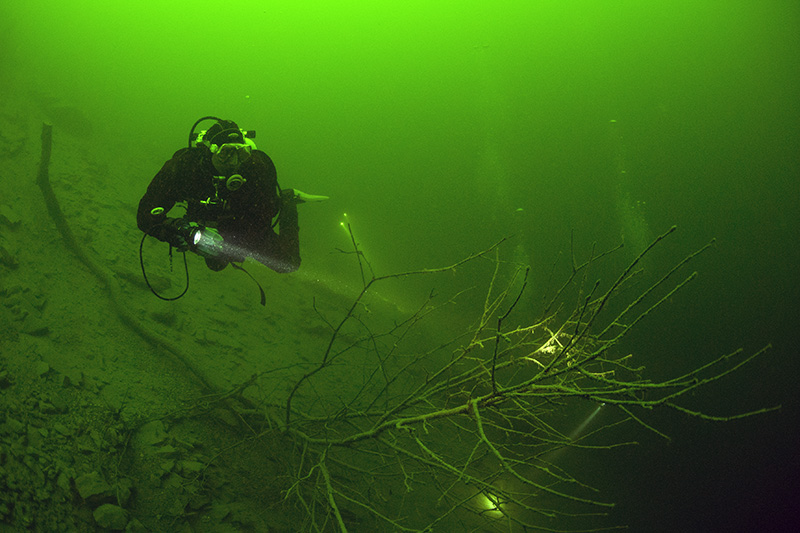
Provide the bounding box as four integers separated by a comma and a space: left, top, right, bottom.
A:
1, 1, 799, 531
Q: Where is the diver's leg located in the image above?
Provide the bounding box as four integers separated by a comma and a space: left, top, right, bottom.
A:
274, 188, 328, 272
277, 190, 302, 272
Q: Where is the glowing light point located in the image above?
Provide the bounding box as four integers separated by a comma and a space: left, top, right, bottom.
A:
477, 491, 505, 517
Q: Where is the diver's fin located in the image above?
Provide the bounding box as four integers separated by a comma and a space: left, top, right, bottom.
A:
289, 189, 329, 204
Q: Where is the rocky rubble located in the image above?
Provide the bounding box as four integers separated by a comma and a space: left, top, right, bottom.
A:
0, 353, 274, 531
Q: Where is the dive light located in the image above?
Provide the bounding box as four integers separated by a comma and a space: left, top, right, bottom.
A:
191, 226, 224, 258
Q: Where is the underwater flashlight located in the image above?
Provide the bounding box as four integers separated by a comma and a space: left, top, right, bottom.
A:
191, 226, 224, 258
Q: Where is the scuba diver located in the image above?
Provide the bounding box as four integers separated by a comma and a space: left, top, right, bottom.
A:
137, 116, 327, 286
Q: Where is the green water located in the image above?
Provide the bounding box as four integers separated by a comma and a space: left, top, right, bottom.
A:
1, 1, 798, 531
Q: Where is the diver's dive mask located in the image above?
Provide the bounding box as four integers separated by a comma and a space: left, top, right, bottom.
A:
211, 142, 252, 175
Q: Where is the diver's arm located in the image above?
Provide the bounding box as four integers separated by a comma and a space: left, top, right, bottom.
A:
137, 154, 187, 246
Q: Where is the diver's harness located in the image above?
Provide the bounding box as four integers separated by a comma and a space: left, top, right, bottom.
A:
139, 116, 271, 306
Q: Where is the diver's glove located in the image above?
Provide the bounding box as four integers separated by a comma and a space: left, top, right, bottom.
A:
158, 217, 193, 252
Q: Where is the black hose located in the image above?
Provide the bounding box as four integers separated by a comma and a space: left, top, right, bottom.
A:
139, 232, 190, 301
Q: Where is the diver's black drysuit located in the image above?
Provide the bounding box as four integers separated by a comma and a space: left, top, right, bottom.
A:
137, 145, 300, 273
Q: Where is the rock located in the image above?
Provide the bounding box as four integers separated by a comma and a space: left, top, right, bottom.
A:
4, 415, 24, 434
22, 316, 49, 337
34, 361, 50, 377
26, 424, 44, 448
48, 394, 69, 414
62, 369, 84, 388
138, 420, 167, 447
93, 504, 128, 530
0, 244, 17, 269
179, 459, 205, 474
75, 471, 111, 500
52, 422, 71, 436
0, 204, 22, 227
0, 370, 13, 389
125, 518, 148, 533
38, 399, 58, 414
114, 478, 133, 507
57, 471, 72, 493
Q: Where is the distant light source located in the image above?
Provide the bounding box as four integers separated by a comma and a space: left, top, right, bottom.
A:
477, 491, 505, 517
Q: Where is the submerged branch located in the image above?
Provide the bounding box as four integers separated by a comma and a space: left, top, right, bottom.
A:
250, 225, 773, 531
